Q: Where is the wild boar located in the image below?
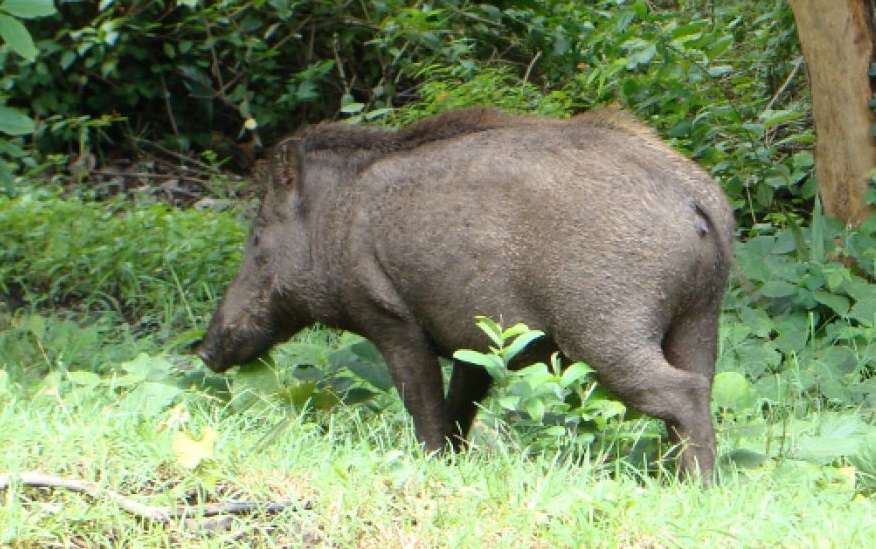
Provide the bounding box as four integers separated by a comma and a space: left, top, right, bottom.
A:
197, 107, 734, 481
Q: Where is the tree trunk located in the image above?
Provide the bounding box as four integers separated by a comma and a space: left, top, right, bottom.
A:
788, 0, 876, 226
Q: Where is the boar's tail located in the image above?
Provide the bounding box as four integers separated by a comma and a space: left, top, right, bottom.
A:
691, 199, 736, 279
691, 198, 757, 295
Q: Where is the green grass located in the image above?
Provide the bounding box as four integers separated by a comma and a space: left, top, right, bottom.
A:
2, 384, 876, 548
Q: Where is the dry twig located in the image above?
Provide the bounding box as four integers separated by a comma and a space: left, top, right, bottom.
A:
0, 472, 307, 531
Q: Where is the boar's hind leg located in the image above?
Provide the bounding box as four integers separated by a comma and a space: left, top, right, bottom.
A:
444, 361, 493, 449
660, 306, 721, 482
591, 343, 715, 483
373, 328, 455, 453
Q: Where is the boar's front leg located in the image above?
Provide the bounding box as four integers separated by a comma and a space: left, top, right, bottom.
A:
371, 325, 454, 452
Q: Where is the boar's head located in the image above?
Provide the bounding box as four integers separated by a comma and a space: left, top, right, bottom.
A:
198, 138, 314, 372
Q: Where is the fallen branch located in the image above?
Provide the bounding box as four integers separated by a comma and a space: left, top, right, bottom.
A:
764, 56, 805, 112
0, 472, 308, 531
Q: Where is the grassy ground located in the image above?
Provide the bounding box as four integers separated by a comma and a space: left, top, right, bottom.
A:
2, 375, 875, 549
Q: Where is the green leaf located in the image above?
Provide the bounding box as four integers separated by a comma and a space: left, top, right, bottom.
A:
514, 363, 552, 385
231, 358, 281, 410
850, 299, 876, 327
670, 21, 706, 42
621, 38, 656, 68
119, 352, 173, 381
234, 358, 279, 392
739, 306, 774, 338
0, 13, 37, 61
758, 109, 802, 130
560, 362, 595, 388
543, 425, 568, 437
122, 381, 182, 416
59, 50, 77, 70
0, 0, 56, 18
25, 314, 46, 340
340, 102, 365, 114
524, 398, 545, 422
723, 448, 770, 470
842, 278, 876, 302
283, 381, 318, 408
0, 156, 12, 195
760, 280, 798, 298
473, 316, 503, 347
812, 291, 850, 316
330, 341, 393, 392
343, 387, 378, 406
503, 329, 544, 363
712, 371, 755, 411
0, 104, 34, 136
793, 414, 874, 464
501, 322, 535, 341
453, 349, 506, 382
0, 138, 24, 157
453, 349, 496, 369
826, 270, 845, 292
66, 371, 103, 387
497, 395, 522, 411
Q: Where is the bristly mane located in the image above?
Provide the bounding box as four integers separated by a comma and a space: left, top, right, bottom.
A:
294, 107, 523, 154
290, 106, 663, 157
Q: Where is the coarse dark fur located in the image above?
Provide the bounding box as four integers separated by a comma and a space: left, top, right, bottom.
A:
198, 107, 735, 482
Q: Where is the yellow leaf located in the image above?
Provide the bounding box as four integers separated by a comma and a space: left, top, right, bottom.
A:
172, 427, 217, 469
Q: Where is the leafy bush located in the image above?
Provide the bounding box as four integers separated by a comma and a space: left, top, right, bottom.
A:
10, 0, 529, 156
3, 0, 808, 224
454, 317, 632, 455
0, 0, 58, 191
380, 1, 808, 226
724, 204, 876, 412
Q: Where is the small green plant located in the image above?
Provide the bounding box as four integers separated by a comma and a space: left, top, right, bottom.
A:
453, 316, 626, 452
228, 332, 395, 416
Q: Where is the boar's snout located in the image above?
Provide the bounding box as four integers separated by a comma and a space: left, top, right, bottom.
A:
195, 344, 220, 372
197, 307, 279, 373
196, 336, 232, 373
196, 333, 256, 373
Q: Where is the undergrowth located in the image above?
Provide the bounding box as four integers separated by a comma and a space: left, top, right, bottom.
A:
0, 185, 247, 337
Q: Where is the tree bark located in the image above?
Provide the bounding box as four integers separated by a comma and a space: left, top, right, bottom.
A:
788, 0, 876, 226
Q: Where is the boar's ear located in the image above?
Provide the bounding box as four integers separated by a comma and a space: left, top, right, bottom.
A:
270, 137, 305, 190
